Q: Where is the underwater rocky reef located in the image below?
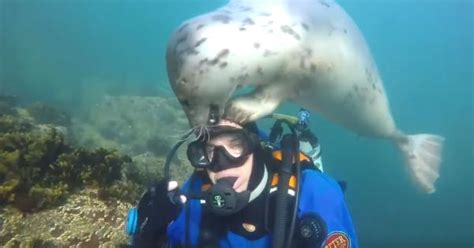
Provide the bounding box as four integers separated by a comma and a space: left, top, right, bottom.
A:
0, 94, 191, 247
71, 95, 192, 182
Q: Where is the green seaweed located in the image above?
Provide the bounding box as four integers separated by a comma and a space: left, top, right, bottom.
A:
0, 114, 32, 133
0, 113, 141, 212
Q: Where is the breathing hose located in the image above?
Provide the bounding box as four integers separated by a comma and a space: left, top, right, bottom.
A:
272, 123, 300, 248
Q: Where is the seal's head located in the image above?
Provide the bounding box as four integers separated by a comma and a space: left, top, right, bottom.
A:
166, 19, 240, 127
168, 66, 235, 127
165, 2, 292, 128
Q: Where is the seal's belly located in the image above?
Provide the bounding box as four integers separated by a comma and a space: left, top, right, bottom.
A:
291, 46, 397, 138
283, 7, 397, 137
227, 0, 398, 137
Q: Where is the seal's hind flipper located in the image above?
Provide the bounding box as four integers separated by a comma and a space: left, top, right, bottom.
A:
397, 134, 445, 193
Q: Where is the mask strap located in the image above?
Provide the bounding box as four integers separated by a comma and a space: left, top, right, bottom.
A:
249, 165, 268, 202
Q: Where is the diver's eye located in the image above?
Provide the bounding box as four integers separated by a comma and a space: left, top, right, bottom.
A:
180, 99, 190, 108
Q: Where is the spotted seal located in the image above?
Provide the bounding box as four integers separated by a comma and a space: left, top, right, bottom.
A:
165, 0, 444, 193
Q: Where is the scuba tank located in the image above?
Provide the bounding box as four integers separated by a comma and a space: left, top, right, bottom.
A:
269, 109, 323, 171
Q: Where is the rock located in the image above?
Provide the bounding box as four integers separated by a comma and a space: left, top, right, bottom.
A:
75, 95, 188, 156
26, 102, 71, 127
0, 189, 131, 247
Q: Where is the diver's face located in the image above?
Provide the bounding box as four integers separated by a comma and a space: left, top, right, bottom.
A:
206, 120, 253, 193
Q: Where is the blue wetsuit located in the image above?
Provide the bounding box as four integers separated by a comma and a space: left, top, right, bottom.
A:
167, 166, 358, 248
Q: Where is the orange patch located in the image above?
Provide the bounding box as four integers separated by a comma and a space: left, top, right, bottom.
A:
272, 151, 311, 162
201, 184, 211, 191
323, 232, 350, 248
270, 174, 297, 189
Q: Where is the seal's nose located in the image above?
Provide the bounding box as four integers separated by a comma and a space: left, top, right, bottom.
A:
208, 104, 220, 125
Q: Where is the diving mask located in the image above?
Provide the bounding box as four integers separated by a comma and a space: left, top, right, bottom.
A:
186, 126, 259, 172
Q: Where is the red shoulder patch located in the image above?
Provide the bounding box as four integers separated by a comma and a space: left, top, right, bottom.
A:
323, 231, 351, 248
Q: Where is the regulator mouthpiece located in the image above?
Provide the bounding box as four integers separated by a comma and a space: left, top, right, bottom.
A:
204, 177, 250, 216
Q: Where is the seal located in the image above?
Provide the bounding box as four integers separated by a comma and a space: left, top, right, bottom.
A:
165, 0, 444, 193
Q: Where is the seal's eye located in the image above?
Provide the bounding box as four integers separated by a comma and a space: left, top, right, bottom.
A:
180, 100, 190, 108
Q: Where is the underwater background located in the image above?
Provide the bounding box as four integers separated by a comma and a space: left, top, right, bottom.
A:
1, 0, 472, 247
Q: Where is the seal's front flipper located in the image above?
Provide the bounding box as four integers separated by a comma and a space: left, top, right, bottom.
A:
224, 85, 285, 124
396, 133, 445, 193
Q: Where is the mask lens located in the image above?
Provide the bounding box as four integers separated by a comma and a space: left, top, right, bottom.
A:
206, 133, 246, 160
186, 127, 258, 170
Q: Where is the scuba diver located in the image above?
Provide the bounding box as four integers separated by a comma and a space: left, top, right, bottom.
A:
126, 109, 358, 248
